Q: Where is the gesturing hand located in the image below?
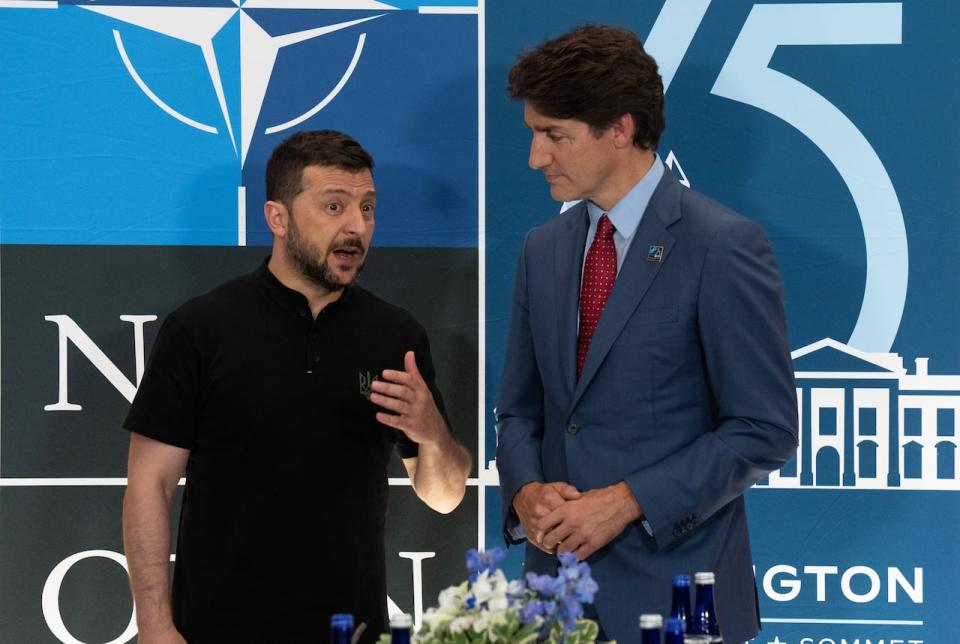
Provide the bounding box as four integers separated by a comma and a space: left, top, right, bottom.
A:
513, 481, 582, 554
369, 351, 447, 445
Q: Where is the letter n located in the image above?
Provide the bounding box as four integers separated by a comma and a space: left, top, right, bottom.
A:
44, 315, 157, 411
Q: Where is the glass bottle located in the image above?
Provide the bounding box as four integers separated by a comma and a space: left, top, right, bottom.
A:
693, 572, 722, 643
670, 574, 692, 634
390, 612, 413, 644
330, 612, 354, 644
664, 616, 686, 644
639, 613, 663, 644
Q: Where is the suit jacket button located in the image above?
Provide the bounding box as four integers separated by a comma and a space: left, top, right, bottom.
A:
566, 423, 580, 435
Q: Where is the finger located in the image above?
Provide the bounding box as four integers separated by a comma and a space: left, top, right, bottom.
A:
380, 369, 414, 386
574, 545, 593, 561
368, 392, 408, 415
369, 379, 411, 400
531, 511, 565, 535
541, 488, 574, 511
404, 350, 423, 378
556, 483, 582, 500
543, 523, 575, 550
375, 411, 405, 430
533, 540, 555, 555
556, 538, 581, 554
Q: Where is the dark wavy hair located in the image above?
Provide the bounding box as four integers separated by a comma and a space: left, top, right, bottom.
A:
508, 24, 665, 150
266, 130, 374, 210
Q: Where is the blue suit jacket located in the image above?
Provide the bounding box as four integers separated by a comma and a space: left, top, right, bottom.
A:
495, 170, 798, 643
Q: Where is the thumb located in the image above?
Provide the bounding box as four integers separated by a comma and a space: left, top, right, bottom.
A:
404, 350, 422, 378
557, 483, 582, 500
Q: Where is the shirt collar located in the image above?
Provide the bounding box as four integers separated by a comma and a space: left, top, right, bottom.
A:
255, 256, 354, 317
586, 153, 664, 239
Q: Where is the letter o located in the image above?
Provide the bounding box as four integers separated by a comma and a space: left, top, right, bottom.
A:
41, 549, 137, 644
841, 565, 881, 603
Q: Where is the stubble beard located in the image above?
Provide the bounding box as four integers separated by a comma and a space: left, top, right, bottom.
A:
286, 217, 365, 292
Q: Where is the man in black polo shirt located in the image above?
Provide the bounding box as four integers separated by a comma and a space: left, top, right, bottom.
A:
122, 130, 472, 643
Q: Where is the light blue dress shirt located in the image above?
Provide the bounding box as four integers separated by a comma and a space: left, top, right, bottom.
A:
581, 154, 664, 276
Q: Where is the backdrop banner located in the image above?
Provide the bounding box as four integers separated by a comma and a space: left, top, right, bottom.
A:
3, 1, 956, 643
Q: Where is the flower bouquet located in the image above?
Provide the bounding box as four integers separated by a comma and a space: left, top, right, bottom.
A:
379, 548, 613, 644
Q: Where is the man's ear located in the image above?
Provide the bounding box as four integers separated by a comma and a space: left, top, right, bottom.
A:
264, 200, 288, 238
610, 113, 636, 148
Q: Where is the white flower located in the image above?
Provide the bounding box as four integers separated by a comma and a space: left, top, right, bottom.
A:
487, 594, 508, 612
472, 614, 489, 632
472, 572, 494, 602
437, 582, 465, 608
449, 616, 474, 633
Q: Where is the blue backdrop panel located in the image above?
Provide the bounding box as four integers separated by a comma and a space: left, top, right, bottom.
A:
0, 2, 478, 248
485, 1, 959, 642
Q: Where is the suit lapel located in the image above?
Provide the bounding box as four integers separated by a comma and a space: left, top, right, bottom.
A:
554, 202, 589, 397
570, 172, 682, 411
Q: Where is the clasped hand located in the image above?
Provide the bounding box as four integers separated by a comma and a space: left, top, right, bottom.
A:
514, 481, 642, 560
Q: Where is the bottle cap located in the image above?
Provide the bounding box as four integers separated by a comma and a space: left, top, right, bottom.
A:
694, 571, 715, 584
664, 617, 685, 633
330, 613, 354, 629
639, 613, 663, 629
672, 574, 691, 587
390, 613, 413, 629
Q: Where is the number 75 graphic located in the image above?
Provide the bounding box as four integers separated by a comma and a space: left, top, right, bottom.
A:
647, 1, 905, 353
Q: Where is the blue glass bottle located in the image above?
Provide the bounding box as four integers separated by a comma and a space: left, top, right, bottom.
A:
664, 616, 685, 644
330, 613, 354, 644
693, 572, 722, 642
390, 612, 413, 644
639, 613, 663, 644
670, 574, 692, 633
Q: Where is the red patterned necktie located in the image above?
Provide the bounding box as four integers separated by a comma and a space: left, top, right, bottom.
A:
577, 214, 617, 378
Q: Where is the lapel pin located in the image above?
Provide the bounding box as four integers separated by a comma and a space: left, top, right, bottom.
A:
646, 244, 664, 263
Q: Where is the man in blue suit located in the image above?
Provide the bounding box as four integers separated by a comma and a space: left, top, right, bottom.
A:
495, 25, 799, 643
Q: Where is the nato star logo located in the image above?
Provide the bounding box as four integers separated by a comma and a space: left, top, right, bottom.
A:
5, 0, 472, 167
2, 0, 477, 245
34, 0, 397, 166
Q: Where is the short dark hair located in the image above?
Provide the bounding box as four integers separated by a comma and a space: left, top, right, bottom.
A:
266, 130, 374, 210
507, 24, 665, 150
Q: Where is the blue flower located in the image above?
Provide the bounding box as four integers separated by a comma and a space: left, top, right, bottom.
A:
557, 552, 578, 568
465, 547, 508, 582
525, 572, 563, 596
574, 575, 599, 604
519, 598, 544, 624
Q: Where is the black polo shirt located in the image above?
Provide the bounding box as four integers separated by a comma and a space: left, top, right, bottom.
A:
125, 260, 447, 643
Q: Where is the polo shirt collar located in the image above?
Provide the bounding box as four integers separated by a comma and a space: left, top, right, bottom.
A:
255, 256, 354, 317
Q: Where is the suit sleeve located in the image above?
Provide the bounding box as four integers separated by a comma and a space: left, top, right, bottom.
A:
623, 217, 799, 549
495, 232, 546, 544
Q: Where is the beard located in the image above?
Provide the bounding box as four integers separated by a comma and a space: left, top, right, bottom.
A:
286, 216, 366, 292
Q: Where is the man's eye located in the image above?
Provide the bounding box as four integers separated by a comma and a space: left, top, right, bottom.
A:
327, 203, 341, 213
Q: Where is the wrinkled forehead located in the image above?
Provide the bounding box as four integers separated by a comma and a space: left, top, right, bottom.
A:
300, 164, 376, 197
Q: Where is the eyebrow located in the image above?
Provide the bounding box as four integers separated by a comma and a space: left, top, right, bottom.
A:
527, 123, 566, 136
320, 188, 377, 199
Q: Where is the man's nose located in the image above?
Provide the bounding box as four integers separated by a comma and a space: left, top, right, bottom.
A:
342, 206, 368, 235
528, 138, 550, 170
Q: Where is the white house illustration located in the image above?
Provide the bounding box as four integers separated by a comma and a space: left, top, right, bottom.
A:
760, 338, 960, 490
